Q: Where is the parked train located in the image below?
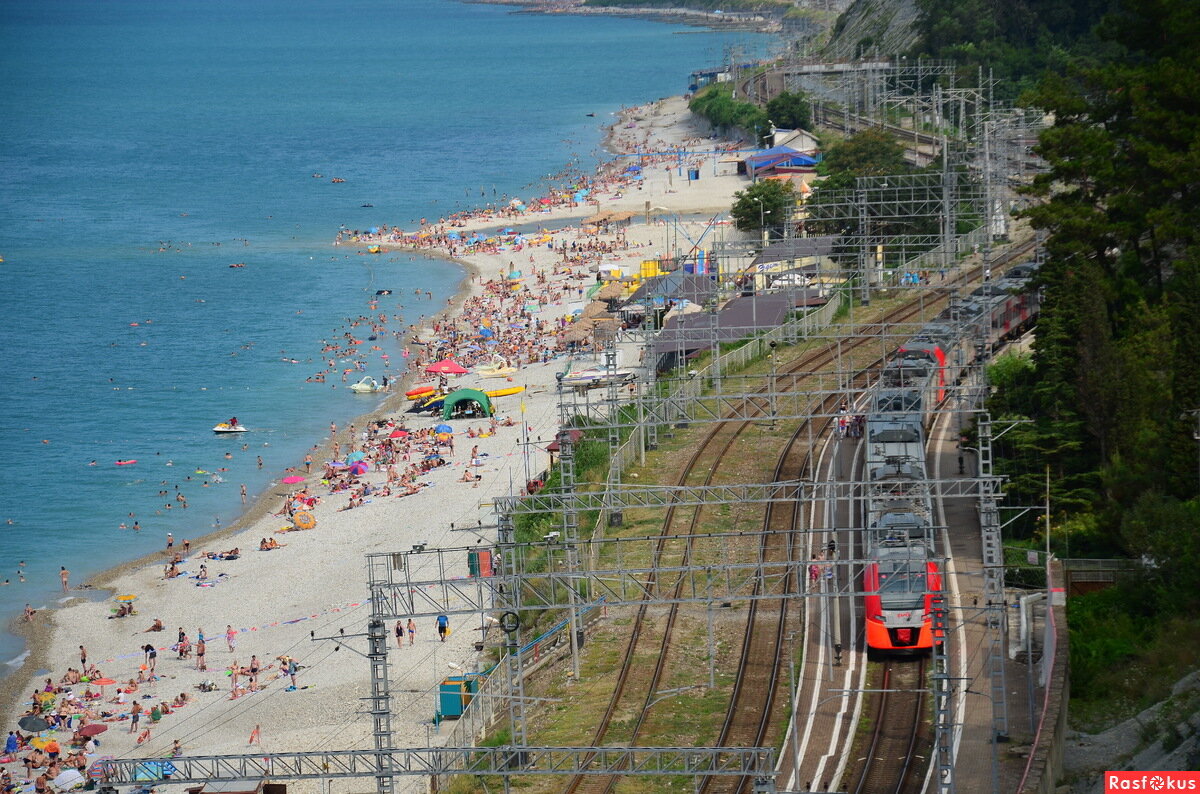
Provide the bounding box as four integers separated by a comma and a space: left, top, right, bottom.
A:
860, 261, 1041, 654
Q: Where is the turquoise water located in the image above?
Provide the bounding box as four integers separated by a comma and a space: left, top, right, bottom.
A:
0, 0, 763, 664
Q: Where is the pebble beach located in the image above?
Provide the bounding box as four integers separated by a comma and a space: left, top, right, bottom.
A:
3, 96, 766, 792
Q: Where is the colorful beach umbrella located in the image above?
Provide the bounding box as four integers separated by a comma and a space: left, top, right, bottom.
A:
426, 358, 468, 375
18, 716, 49, 733
348, 460, 369, 475
88, 758, 115, 780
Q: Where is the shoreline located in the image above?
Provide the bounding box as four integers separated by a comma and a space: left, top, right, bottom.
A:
0, 252, 485, 724
461, 0, 781, 33
4, 95, 757, 789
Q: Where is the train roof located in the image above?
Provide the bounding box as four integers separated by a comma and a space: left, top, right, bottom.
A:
872, 389, 923, 413
868, 460, 925, 481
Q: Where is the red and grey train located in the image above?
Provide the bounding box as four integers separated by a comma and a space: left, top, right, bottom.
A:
860, 262, 1041, 654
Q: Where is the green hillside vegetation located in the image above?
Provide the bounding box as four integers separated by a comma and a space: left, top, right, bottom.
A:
911, 0, 1118, 99
980, 0, 1200, 727
688, 83, 770, 143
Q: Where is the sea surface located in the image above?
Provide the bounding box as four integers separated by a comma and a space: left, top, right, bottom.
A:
0, 0, 763, 666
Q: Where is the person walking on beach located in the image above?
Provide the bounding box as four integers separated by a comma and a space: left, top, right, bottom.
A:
284, 657, 299, 691
129, 701, 142, 734
79, 645, 87, 668
248, 655, 260, 689
395, 620, 403, 649
59, 566, 70, 593
435, 614, 449, 642
143, 643, 157, 673
407, 618, 416, 646
226, 624, 237, 652
304, 454, 313, 474
195, 637, 207, 671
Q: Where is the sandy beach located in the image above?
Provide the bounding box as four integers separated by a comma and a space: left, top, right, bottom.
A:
3, 95, 761, 792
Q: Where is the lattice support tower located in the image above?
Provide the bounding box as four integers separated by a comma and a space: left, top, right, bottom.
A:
496, 511, 529, 747
931, 593, 956, 794
365, 609, 396, 794
977, 414, 1010, 748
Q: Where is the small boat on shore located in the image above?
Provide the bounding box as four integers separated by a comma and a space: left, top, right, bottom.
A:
406, 384, 436, 400
212, 422, 247, 434
349, 376, 384, 394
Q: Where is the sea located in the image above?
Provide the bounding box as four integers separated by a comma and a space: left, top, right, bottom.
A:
0, 0, 764, 667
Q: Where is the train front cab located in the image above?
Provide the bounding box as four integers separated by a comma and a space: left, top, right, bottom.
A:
863, 550, 942, 657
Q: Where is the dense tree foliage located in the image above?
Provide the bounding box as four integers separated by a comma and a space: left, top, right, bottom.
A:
814, 128, 909, 191
982, 0, 1200, 704
802, 130, 979, 266
765, 91, 811, 132
688, 83, 770, 144
730, 179, 795, 233
911, 0, 1118, 99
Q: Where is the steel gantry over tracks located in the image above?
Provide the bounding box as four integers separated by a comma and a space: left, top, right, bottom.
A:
92, 746, 776, 787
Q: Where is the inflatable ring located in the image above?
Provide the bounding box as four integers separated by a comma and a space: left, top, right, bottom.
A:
292, 511, 316, 530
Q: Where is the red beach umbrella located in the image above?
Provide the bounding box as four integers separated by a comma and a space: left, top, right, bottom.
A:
79, 723, 107, 738
388, 429, 408, 439
425, 358, 468, 375
91, 677, 117, 697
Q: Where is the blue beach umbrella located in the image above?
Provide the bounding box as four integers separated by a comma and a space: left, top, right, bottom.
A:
346, 451, 366, 463
434, 423, 452, 433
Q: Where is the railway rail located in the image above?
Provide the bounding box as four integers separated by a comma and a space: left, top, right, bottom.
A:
558, 240, 1037, 793
850, 659, 929, 794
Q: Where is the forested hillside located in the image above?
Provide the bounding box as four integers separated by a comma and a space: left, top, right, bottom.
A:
980, 0, 1200, 727
910, 0, 1117, 98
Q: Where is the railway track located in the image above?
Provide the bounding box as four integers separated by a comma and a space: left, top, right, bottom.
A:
558, 241, 1038, 793
850, 659, 929, 794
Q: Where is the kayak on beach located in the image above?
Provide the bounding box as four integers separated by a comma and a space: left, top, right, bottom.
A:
405, 385, 436, 400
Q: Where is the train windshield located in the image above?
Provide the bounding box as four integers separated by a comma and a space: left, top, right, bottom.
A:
870, 426, 921, 443
877, 565, 929, 608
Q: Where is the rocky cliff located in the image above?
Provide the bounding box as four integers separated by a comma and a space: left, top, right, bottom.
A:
823, 0, 921, 57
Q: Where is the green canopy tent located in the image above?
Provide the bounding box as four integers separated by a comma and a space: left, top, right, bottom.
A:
441, 388, 494, 420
